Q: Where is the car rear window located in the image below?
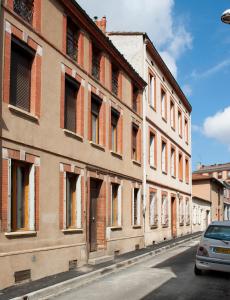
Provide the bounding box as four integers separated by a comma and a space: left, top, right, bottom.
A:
204, 225, 230, 241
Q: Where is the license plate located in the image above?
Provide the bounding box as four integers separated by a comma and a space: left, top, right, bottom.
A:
215, 247, 230, 254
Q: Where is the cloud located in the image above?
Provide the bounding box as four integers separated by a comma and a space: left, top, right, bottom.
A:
203, 107, 230, 150
192, 59, 230, 79
76, 0, 192, 78
182, 84, 192, 97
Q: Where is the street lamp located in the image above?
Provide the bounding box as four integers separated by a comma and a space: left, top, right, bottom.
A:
221, 9, 230, 24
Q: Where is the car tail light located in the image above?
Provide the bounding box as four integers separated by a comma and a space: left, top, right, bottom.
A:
197, 246, 209, 257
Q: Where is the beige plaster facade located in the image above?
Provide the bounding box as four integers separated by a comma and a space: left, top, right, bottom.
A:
0, 0, 146, 289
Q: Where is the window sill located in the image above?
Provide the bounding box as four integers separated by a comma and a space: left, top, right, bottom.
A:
162, 117, 167, 123
171, 126, 175, 131
162, 171, 167, 175
132, 225, 142, 229
150, 165, 157, 170
90, 141, 105, 151
186, 222, 190, 226
110, 151, 123, 160
5, 231, 37, 238
179, 134, 182, 139
179, 223, 184, 227
63, 129, 83, 142
110, 226, 122, 231
162, 224, 169, 228
150, 225, 158, 229
149, 105, 156, 112
132, 160, 141, 167
8, 105, 39, 123
171, 175, 176, 179
62, 229, 83, 234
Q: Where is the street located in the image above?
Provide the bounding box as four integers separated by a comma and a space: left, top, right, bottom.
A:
54, 240, 230, 300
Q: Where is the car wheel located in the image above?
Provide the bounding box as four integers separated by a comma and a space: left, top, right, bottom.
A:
194, 264, 202, 276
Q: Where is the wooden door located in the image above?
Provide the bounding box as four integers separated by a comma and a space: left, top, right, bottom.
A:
89, 180, 99, 252
171, 197, 177, 238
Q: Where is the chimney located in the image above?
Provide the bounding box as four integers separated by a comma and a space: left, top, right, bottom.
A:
94, 16, 107, 34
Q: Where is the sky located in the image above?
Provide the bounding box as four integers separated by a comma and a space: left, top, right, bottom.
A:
77, 0, 230, 170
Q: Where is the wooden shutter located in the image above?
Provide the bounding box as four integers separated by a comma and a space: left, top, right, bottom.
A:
10, 39, 34, 112
64, 77, 79, 132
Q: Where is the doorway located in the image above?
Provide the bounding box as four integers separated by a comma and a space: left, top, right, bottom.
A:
89, 179, 102, 252
171, 196, 177, 238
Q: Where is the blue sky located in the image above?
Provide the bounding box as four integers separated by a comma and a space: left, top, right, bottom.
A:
77, 0, 230, 170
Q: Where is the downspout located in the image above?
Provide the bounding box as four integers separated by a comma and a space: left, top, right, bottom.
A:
142, 36, 148, 247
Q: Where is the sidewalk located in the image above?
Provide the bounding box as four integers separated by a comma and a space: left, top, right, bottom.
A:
0, 232, 202, 300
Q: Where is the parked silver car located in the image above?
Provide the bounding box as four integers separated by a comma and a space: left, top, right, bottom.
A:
195, 221, 230, 275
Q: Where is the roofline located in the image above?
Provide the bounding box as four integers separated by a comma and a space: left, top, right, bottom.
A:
108, 32, 192, 113
192, 175, 225, 187
59, 1, 147, 89
194, 165, 230, 173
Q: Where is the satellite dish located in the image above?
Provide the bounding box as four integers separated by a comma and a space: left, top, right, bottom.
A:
221, 9, 230, 24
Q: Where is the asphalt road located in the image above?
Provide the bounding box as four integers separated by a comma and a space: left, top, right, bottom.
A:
54, 240, 230, 300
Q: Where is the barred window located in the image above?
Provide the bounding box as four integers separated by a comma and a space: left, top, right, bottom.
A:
66, 18, 79, 61
10, 37, 35, 112
13, 0, 34, 24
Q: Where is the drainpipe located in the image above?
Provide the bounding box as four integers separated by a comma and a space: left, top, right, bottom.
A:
142, 37, 148, 247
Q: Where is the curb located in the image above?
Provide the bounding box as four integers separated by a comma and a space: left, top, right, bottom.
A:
12, 234, 201, 300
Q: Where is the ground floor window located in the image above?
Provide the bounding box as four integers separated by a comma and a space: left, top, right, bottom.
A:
149, 190, 158, 226
111, 183, 122, 227
9, 159, 35, 232
132, 187, 141, 226
161, 193, 168, 226
64, 172, 81, 229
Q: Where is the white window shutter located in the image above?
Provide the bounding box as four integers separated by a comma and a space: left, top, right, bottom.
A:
150, 193, 155, 225
76, 175, 82, 228
137, 189, 141, 225
29, 165, 35, 231
7, 159, 12, 232
118, 185, 122, 226
132, 188, 134, 225
63, 172, 66, 229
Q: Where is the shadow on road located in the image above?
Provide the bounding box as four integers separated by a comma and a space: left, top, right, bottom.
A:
141, 246, 230, 300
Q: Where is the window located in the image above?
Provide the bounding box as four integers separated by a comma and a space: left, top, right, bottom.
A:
178, 153, 183, 181
161, 140, 167, 174
66, 18, 79, 61
112, 65, 119, 96
132, 188, 141, 226
161, 193, 168, 226
149, 191, 158, 226
178, 110, 182, 137
184, 118, 188, 143
111, 183, 121, 227
185, 198, 190, 225
161, 89, 167, 120
218, 172, 222, 179
193, 205, 196, 225
64, 76, 79, 132
170, 147, 176, 177
65, 172, 81, 229
149, 132, 156, 168
10, 37, 35, 112
13, 0, 34, 24
133, 85, 139, 112
91, 95, 101, 144
227, 171, 230, 179
132, 124, 138, 161
179, 197, 184, 225
185, 158, 189, 184
92, 45, 101, 80
11, 160, 34, 231
111, 109, 119, 153
170, 100, 175, 129
149, 74, 155, 108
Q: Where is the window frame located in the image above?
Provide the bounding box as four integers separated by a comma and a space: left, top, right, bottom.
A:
161, 87, 167, 121
178, 109, 182, 138
149, 189, 158, 227
149, 130, 157, 168
132, 187, 141, 226
178, 152, 183, 182
170, 145, 176, 178
170, 99, 175, 129
161, 138, 168, 174
111, 183, 122, 227
149, 71, 156, 110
